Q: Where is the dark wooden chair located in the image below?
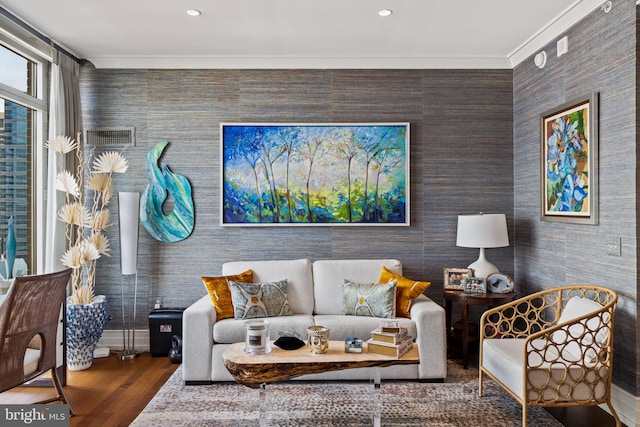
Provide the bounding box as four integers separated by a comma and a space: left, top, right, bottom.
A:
0, 269, 73, 414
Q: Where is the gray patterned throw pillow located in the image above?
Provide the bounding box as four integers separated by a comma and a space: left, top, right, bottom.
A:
229, 279, 293, 319
341, 279, 397, 318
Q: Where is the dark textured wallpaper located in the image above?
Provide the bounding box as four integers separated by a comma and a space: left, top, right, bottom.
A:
513, 2, 637, 394
80, 67, 513, 332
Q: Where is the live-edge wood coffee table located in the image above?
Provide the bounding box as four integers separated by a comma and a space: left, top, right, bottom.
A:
224, 340, 419, 387
223, 340, 419, 426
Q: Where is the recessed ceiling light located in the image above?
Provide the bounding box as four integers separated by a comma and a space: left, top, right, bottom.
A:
378, 9, 393, 17
186, 9, 201, 17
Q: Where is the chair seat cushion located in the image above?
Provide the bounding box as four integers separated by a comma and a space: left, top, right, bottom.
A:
24, 348, 40, 376
482, 338, 606, 403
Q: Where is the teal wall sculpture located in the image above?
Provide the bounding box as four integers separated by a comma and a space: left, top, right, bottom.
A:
140, 141, 195, 242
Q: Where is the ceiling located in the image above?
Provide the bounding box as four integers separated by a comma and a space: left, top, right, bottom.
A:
1, 0, 604, 69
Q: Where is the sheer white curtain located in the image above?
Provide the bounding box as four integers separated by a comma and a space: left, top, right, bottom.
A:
43, 50, 83, 273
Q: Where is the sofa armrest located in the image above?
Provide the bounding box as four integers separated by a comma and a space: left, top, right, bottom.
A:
182, 295, 217, 383
410, 295, 447, 379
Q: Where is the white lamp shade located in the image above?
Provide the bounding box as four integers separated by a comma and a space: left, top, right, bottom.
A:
456, 213, 509, 248
456, 213, 509, 279
118, 192, 140, 275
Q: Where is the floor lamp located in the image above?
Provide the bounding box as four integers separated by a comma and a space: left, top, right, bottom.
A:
118, 192, 140, 360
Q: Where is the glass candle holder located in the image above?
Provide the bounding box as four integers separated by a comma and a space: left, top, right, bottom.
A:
244, 319, 271, 355
307, 325, 330, 354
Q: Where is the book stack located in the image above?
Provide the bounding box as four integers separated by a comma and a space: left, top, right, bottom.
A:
366, 320, 413, 358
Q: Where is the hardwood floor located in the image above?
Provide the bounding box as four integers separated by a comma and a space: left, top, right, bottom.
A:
0, 352, 624, 426
0, 352, 178, 427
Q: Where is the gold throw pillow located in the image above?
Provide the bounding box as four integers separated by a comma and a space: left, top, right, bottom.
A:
378, 266, 430, 318
202, 270, 254, 321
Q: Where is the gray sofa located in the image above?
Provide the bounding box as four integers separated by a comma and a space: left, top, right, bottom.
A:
182, 258, 447, 384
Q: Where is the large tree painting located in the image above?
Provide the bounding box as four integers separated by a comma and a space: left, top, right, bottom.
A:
221, 123, 409, 226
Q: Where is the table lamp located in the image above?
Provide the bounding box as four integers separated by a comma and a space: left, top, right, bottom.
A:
456, 213, 509, 279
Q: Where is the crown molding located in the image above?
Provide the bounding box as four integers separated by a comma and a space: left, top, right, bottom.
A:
508, 0, 603, 67
89, 55, 512, 70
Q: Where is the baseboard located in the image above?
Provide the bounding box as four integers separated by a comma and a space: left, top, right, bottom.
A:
98, 329, 150, 352
599, 383, 639, 427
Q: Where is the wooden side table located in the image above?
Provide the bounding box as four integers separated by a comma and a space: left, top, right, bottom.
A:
443, 290, 516, 368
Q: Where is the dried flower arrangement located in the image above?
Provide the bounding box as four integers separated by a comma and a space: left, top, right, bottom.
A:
47, 133, 128, 305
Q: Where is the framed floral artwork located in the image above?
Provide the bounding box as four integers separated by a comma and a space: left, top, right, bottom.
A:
541, 93, 598, 224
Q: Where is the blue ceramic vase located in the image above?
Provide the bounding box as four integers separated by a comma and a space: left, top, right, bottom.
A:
6, 216, 16, 279
66, 295, 111, 371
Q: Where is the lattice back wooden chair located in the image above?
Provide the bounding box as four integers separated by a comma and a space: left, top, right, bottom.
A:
479, 285, 619, 427
0, 269, 73, 414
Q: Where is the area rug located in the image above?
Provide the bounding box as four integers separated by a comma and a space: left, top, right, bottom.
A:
131, 361, 561, 426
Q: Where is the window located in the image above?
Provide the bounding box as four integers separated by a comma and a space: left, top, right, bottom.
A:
0, 98, 33, 275
0, 44, 33, 94
0, 32, 48, 276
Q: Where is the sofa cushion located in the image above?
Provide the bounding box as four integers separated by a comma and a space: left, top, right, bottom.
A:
314, 314, 416, 342
229, 280, 293, 319
222, 259, 314, 314
378, 266, 431, 318
201, 270, 254, 321
341, 280, 397, 318
313, 259, 402, 315
213, 314, 315, 344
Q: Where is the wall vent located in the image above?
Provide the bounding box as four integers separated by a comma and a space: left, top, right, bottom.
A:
85, 127, 135, 147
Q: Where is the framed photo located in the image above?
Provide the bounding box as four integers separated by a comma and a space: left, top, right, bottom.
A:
541, 93, 598, 224
443, 268, 474, 290
463, 277, 486, 295
221, 123, 409, 226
